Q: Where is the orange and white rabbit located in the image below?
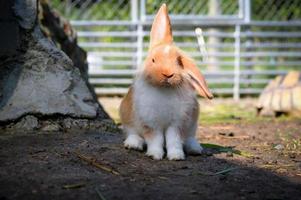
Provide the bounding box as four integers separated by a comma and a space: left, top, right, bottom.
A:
119, 4, 213, 160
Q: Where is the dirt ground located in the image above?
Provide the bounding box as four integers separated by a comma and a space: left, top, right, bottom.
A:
1, 98, 301, 200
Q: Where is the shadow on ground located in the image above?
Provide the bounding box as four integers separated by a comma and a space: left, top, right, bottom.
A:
0, 129, 300, 200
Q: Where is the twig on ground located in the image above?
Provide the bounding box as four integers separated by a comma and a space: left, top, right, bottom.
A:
95, 187, 107, 200
260, 164, 295, 169
75, 151, 120, 175
197, 167, 239, 176
62, 183, 86, 189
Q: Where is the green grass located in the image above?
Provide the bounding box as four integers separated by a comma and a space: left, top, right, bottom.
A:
275, 128, 301, 154
198, 99, 301, 125
201, 143, 254, 157
198, 99, 259, 125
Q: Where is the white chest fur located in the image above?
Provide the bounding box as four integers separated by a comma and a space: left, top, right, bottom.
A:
133, 78, 196, 130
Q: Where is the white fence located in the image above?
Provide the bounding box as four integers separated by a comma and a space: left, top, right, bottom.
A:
68, 0, 301, 99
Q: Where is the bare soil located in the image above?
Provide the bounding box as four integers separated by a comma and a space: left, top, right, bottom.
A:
0, 119, 301, 200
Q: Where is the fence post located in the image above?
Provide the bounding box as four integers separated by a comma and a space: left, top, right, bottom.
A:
233, 25, 241, 101
244, 0, 251, 23
131, 0, 140, 69
131, 0, 143, 69
238, 0, 244, 19
136, 0, 145, 70
131, 0, 138, 22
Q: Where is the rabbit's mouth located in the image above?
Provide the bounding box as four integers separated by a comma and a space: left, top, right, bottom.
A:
160, 75, 183, 87
144, 73, 183, 88
161, 81, 173, 87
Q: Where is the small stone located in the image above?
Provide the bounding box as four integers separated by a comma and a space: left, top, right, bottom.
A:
14, 115, 39, 131
274, 144, 284, 150
228, 132, 234, 137
41, 123, 61, 131
63, 118, 73, 129
218, 132, 235, 137
226, 151, 233, 157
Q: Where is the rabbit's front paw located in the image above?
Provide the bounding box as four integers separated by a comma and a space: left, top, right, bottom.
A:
146, 148, 164, 160
185, 137, 203, 155
167, 148, 185, 160
124, 134, 144, 150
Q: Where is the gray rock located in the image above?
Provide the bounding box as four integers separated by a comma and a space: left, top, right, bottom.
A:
62, 117, 119, 132
14, 115, 39, 130
0, 0, 109, 125
0, 26, 99, 122
13, 0, 37, 29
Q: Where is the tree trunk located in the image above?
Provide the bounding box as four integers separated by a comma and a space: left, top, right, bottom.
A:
0, 0, 116, 132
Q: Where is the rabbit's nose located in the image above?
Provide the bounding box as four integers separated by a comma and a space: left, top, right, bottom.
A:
162, 73, 174, 78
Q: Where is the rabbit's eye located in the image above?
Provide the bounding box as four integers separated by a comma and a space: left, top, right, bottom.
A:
177, 56, 184, 68
152, 58, 155, 63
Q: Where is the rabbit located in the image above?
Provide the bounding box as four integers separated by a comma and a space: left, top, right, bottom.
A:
119, 4, 213, 160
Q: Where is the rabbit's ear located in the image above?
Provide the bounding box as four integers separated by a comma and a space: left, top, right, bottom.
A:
149, 4, 173, 49
181, 56, 214, 99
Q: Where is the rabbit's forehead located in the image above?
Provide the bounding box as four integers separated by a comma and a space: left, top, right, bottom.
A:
151, 45, 178, 57
163, 45, 171, 54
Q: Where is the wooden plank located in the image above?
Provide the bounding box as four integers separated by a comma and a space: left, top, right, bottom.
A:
89, 78, 133, 85
94, 88, 129, 95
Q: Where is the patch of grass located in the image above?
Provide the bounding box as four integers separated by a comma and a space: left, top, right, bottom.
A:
199, 101, 259, 125
198, 99, 300, 125
275, 129, 301, 155
201, 143, 253, 158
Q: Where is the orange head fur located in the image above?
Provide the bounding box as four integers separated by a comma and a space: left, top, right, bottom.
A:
142, 4, 213, 99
